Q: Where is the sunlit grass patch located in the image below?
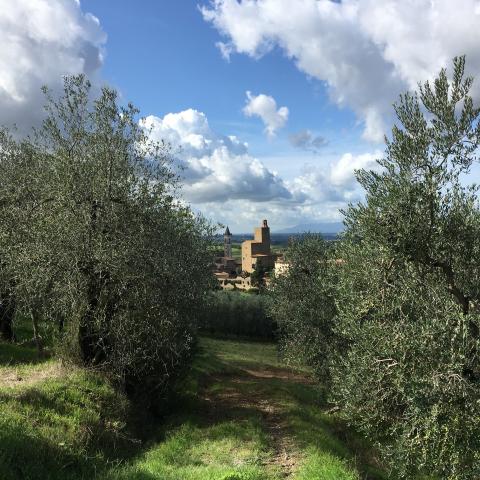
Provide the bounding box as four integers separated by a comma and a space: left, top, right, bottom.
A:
196, 338, 385, 480
201, 336, 281, 370
0, 335, 388, 480
294, 448, 360, 480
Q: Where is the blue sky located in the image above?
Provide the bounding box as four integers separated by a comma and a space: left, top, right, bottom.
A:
81, 2, 347, 125
2, 1, 480, 232
82, 0, 363, 156
80, 0, 370, 232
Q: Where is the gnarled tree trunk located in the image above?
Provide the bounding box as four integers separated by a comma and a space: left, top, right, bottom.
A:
0, 288, 15, 342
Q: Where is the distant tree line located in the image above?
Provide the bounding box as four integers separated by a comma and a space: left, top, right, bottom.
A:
199, 291, 275, 340
0, 76, 214, 407
270, 57, 480, 480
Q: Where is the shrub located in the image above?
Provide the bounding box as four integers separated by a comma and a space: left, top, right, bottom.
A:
268, 58, 480, 479
332, 57, 480, 479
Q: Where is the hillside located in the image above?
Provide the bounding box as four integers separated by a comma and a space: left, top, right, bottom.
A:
276, 223, 344, 235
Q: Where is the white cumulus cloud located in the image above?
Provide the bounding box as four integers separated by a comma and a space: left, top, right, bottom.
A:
202, 0, 480, 142
143, 108, 381, 230
289, 151, 382, 204
142, 109, 292, 203
243, 91, 289, 137
0, 0, 106, 131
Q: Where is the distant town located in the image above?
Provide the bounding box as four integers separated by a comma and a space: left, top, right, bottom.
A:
213, 219, 290, 290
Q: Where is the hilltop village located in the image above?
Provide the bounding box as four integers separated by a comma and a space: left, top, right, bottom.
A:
213, 219, 289, 290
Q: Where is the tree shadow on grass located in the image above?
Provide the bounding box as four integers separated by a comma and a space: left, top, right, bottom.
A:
0, 341, 44, 366
169, 337, 387, 479
113, 339, 389, 480
0, 420, 102, 480
106, 406, 272, 480
0, 384, 146, 480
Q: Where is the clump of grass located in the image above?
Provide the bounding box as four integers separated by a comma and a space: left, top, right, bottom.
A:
295, 448, 360, 480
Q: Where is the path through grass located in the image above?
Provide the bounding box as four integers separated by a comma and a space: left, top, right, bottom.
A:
112, 337, 387, 480
1, 336, 387, 479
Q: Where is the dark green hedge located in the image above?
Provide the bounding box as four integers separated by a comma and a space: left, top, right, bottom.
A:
199, 291, 276, 340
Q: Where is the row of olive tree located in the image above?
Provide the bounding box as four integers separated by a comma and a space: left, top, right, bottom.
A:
199, 291, 275, 339
270, 57, 480, 480
0, 76, 214, 406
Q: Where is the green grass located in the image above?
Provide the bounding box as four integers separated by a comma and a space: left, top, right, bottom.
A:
110, 419, 275, 480
112, 337, 386, 480
231, 244, 242, 260
111, 338, 281, 480
0, 360, 136, 480
229, 243, 285, 262
295, 449, 360, 480
0, 320, 139, 480
0, 335, 387, 480
0, 341, 40, 365
201, 337, 281, 370
197, 338, 386, 480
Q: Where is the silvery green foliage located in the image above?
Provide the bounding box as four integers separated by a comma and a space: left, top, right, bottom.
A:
269, 234, 341, 391
334, 57, 480, 479
0, 129, 49, 345
0, 76, 214, 404
200, 291, 274, 339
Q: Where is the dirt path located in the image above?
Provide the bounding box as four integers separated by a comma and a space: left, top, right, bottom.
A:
259, 397, 297, 477
202, 364, 313, 478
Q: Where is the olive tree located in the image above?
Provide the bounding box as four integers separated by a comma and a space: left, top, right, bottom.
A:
269, 234, 340, 390
0, 129, 21, 342
0, 129, 47, 346
1, 76, 214, 404
334, 57, 480, 479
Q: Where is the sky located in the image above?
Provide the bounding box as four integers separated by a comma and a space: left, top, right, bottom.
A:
2, 0, 480, 232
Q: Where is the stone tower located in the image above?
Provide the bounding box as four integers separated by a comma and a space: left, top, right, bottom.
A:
241, 219, 276, 273
224, 226, 232, 258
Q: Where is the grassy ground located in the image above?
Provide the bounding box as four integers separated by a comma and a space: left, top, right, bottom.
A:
110, 338, 386, 480
0, 356, 137, 480
0, 336, 387, 480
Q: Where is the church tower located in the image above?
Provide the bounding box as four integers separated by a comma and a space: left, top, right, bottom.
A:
224, 226, 232, 258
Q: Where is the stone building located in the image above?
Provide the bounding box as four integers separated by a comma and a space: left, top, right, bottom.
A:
213, 226, 239, 275
224, 226, 232, 258
241, 219, 277, 273
214, 273, 253, 291
274, 257, 290, 276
